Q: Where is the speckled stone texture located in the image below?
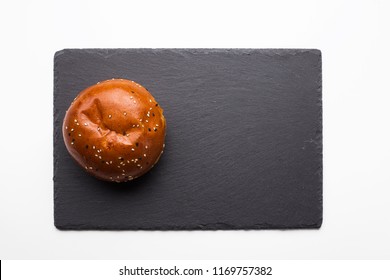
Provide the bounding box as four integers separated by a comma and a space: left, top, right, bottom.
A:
54, 49, 322, 230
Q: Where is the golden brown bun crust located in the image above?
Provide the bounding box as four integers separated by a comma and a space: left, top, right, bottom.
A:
62, 79, 166, 182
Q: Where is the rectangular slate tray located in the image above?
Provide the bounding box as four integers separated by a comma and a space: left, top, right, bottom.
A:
54, 48, 322, 230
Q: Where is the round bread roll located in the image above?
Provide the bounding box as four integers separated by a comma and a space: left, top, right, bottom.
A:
62, 79, 166, 182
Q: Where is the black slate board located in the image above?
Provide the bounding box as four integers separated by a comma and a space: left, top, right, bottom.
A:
54, 49, 322, 230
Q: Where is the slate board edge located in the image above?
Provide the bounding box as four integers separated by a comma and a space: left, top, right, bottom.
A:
54, 48, 322, 61
317, 50, 323, 229
55, 223, 322, 231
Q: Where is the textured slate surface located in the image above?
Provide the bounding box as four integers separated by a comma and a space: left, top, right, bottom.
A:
54, 49, 322, 230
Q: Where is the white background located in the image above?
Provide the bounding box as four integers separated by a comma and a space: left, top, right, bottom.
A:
0, 0, 389, 259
